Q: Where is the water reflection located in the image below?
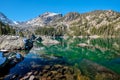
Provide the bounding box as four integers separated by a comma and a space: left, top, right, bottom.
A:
1, 37, 120, 80
42, 37, 120, 74
0, 50, 29, 79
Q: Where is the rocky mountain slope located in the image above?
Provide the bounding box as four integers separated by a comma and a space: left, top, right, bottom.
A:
31, 10, 120, 36
26, 12, 62, 26
39, 10, 120, 36
1, 10, 120, 36
16, 12, 62, 28
49, 10, 120, 36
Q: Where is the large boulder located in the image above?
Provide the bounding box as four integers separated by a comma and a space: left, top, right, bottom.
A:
0, 35, 33, 50
0, 36, 24, 50
23, 38, 33, 50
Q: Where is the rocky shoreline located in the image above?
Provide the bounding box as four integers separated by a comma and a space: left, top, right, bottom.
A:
0, 35, 34, 79
0, 35, 33, 51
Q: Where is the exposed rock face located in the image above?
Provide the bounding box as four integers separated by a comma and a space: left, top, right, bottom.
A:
0, 36, 24, 50
25, 12, 62, 27
63, 12, 80, 22
0, 35, 33, 50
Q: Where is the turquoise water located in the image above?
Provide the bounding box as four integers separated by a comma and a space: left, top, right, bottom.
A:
35, 37, 120, 74
1, 37, 120, 79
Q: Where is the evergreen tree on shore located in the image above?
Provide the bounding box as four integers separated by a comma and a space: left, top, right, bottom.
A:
0, 21, 16, 35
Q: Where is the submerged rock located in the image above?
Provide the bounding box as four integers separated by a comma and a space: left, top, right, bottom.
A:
79, 59, 120, 80
12, 64, 81, 80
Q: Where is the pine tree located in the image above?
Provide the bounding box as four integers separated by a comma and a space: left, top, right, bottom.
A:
19, 31, 24, 37
5, 24, 10, 34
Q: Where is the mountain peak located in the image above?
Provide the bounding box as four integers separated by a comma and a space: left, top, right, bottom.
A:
40, 12, 60, 18
43, 12, 59, 15
0, 12, 16, 25
26, 12, 62, 26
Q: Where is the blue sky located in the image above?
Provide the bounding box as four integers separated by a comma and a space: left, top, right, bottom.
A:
0, 0, 119, 21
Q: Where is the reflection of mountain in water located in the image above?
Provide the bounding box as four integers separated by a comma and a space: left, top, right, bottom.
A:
42, 37, 120, 74
0, 37, 120, 80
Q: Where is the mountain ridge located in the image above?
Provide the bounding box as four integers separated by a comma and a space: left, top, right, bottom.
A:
0, 12, 18, 25
1, 10, 120, 36
25, 12, 62, 26
0, 10, 119, 26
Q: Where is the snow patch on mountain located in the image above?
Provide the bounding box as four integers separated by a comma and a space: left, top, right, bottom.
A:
25, 12, 62, 26
41, 12, 59, 17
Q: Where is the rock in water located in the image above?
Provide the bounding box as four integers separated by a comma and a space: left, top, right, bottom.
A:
23, 38, 33, 50
42, 39, 59, 46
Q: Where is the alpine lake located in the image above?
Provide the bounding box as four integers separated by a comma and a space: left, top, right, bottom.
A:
0, 37, 120, 80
